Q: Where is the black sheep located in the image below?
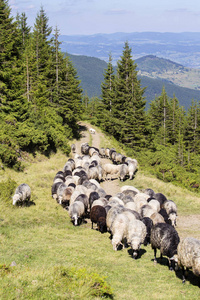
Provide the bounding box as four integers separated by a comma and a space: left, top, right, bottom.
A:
89, 191, 100, 210
90, 205, 107, 233
150, 223, 180, 271
144, 188, 155, 198
158, 208, 171, 224
154, 193, 167, 208
141, 217, 153, 246
64, 170, 72, 177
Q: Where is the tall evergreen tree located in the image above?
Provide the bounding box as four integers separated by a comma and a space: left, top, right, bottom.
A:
29, 6, 52, 106
168, 95, 186, 145
185, 100, 200, 154
55, 55, 82, 134
112, 42, 147, 148
16, 12, 31, 47
101, 53, 115, 112
0, 0, 28, 122
148, 87, 171, 146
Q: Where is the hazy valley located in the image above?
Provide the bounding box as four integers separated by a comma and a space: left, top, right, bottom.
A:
61, 32, 200, 68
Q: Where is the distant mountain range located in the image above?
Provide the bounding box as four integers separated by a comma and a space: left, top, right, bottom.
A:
61, 32, 200, 68
69, 53, 200, 110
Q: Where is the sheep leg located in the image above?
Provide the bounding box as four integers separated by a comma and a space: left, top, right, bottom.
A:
91, 222, 93, 229
153, 248, 157, 263
182, 266, 186, 284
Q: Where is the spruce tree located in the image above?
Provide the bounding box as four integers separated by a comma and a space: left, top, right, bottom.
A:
29, 6, 52, 107
0, 0, 28, 122
185, 100, 200, 154
168, 95, 186, 145
16, 12, 31, 47
101, 53, 115, 112
148, 87, 171, 146
55, 55, 82, 135
112, 42, 147, 148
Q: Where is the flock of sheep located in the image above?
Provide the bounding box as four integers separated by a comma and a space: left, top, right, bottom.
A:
12, 135, 200, 286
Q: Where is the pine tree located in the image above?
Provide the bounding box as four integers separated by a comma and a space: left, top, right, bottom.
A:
112, 42, 147, 148
55, 55, 82, 133
185, 100, 200, 154
0, 0, 28, 122
148, 87, 171, 146
16, 12, 31, 47
29, 6, 52, 107
101, 53, 115, 112
168, 95, 186, 145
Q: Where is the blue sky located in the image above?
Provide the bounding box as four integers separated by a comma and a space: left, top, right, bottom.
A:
9, 0, 200, 35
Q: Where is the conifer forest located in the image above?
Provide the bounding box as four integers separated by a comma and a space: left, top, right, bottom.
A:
0, 0, 200, 193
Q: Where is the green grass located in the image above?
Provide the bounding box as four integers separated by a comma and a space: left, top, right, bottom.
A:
0, 137, 200, 299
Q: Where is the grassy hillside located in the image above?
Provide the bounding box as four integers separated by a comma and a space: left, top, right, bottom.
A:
0, 128, 200, 299
136, 55, 200, 91
69, 53, 200, 109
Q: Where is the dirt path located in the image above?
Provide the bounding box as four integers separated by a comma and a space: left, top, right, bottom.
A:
73, 121, 200, 239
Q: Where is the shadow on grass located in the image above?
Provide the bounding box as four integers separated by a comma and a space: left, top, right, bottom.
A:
150, 256, 171, 270
128, 248, 146, 259
15, 200, 36, 207
175, 268, 200, 288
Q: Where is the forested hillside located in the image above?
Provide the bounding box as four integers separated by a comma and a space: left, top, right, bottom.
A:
69, 53, 200, 109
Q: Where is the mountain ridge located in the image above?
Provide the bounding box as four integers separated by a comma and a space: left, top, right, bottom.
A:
69, 53, 200, 110
60, 32, 200, 68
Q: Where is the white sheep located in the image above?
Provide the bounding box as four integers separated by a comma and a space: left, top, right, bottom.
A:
163, 200, 177, 227
91, 198, 108, 208
124, 201, 137, 211
140, 204, 157, 219
105, 148, 110, 158
70, 190, 82, 205
111, 213, 129, 251
71, 144, 76, 153
74, 185, 88, 194
88, 165, 103, 182
148, 199, 161, 213
99, 147, 105, 158
89, 147, 98, 156
89, 179, 101, 189
69, 201, 85, 226
134, 193, 149, 212
177, 237, 200, 284
127, 160, 137, 180
103, 163, 122, 180
12, 183, 31, 206
119, 164, 128, 181
125, 218, 147, 258
106, 205, 126, 232
108, 196, 124, 207
150, 212, 165, 225
56, 182, 69, 205
120, 185, 140, 194
89, 128, 96, 134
